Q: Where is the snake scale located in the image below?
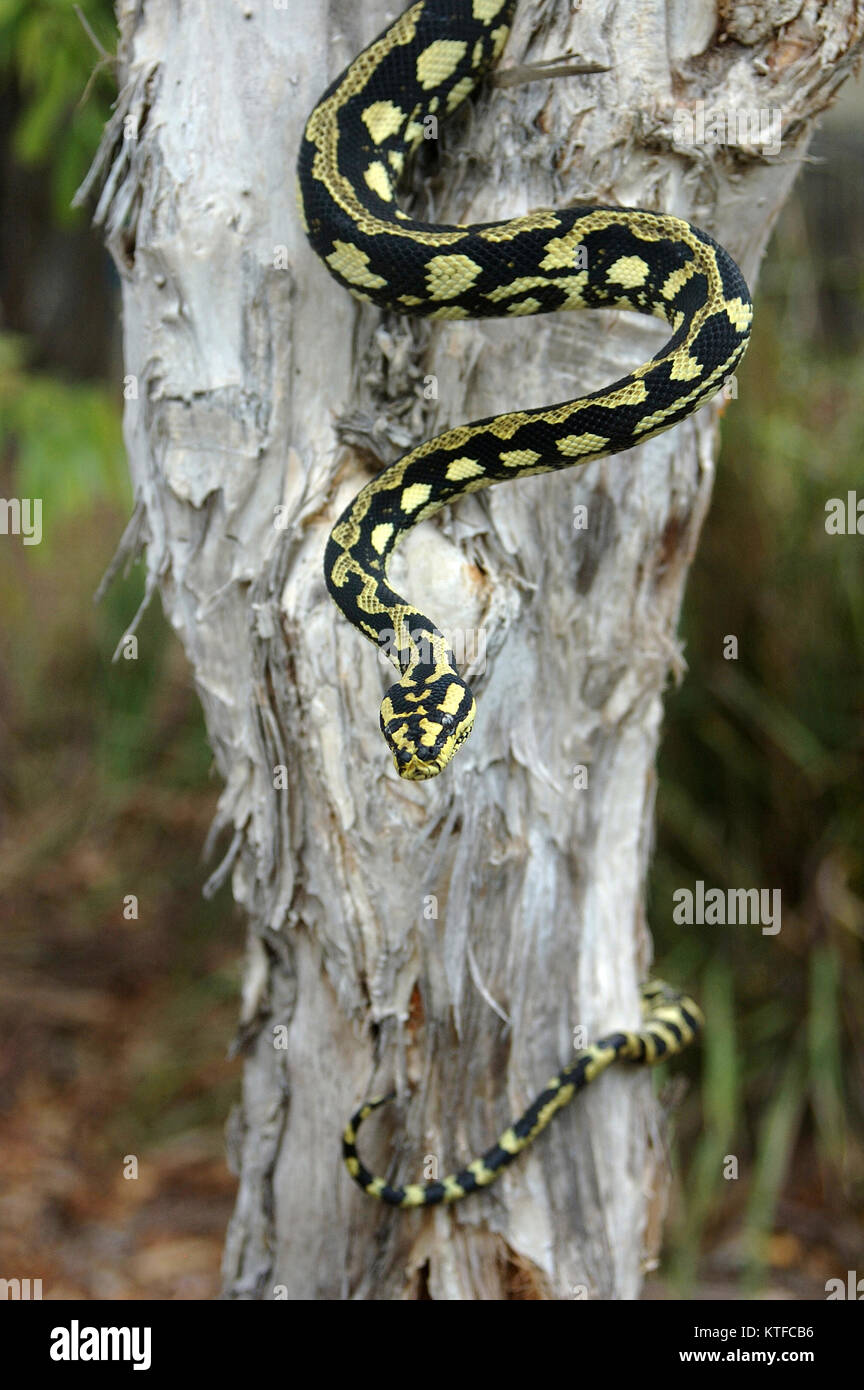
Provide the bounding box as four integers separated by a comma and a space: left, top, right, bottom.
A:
297, 0, 750, 1207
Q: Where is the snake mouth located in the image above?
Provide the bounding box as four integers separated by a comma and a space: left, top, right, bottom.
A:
392, 748, 444, 780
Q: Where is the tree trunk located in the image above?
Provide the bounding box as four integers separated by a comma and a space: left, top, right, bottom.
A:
84, 0, 863, 1300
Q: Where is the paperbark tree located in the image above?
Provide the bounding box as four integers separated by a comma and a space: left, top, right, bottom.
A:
82, 0, 863, 1300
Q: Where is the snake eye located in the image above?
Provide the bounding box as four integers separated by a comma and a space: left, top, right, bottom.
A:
439, 713, 455, 729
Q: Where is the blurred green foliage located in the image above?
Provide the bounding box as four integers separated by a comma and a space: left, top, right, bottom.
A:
0, 332, 129, 541
652, 190, 864, 1292
0, 0, 116, 220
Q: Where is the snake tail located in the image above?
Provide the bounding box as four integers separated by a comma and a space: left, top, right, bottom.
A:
342, 980, 703, 1207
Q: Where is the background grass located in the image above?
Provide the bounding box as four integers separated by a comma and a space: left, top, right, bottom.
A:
649, 105, 864, 1294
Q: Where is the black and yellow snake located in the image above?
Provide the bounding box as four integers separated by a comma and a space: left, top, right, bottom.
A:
297, 0, 748, 1206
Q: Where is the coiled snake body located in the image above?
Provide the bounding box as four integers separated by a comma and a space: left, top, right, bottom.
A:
297, 0, 748, 1206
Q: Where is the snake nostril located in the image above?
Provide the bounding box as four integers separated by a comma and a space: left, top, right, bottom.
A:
396, 746, 413, 766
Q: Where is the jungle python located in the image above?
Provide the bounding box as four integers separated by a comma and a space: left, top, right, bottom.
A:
297, 0, 746, 1205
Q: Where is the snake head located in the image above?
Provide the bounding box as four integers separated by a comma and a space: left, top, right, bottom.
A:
380, 675, 476, 780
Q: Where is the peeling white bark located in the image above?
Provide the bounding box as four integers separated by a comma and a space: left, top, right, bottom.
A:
85, 0, 863, 1300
